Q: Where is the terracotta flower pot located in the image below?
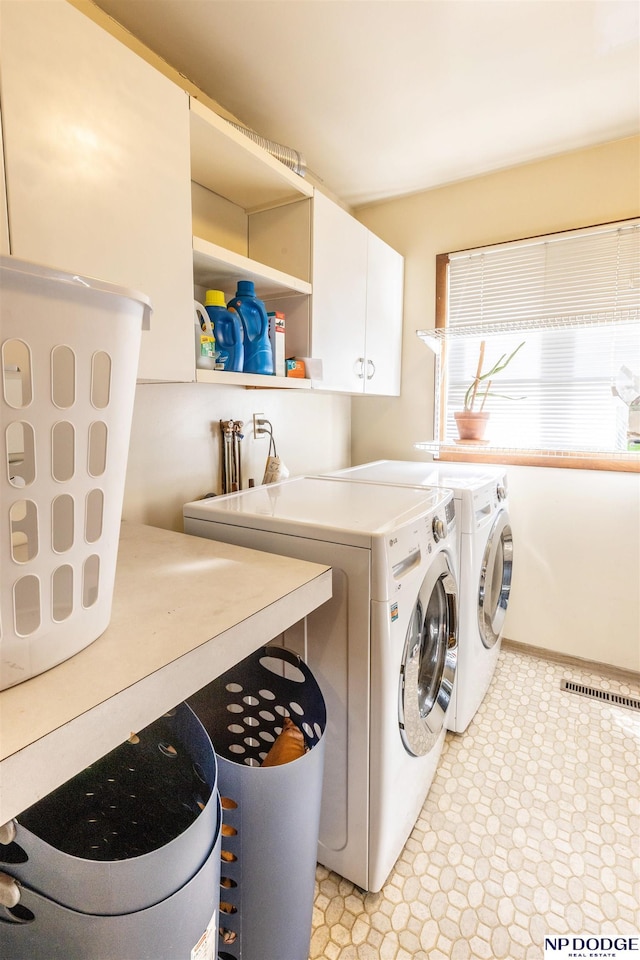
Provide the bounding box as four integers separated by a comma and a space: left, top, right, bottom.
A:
454, 410, 490, 442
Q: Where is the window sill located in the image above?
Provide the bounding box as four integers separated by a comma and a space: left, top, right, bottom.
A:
413, 441, 640, 473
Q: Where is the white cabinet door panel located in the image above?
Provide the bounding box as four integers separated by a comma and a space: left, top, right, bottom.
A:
365, 231, 404, 396
312, 191, 368, 392
0, 0, 194, 381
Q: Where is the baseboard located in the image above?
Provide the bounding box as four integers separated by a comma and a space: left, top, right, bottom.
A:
501, 637, 640, 686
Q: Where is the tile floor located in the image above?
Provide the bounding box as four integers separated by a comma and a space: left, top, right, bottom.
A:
308, 646, 640, 959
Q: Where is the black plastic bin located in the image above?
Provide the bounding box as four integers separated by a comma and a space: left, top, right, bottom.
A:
188, 645, 327, 960
0, 702, 221, 960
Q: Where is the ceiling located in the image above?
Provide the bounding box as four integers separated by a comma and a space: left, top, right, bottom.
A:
93, 0, 640, 207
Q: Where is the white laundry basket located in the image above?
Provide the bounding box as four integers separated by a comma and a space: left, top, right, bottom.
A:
0, 256, 151, 690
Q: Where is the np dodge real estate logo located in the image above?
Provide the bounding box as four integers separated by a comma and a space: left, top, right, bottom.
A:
544, 936, 640, 959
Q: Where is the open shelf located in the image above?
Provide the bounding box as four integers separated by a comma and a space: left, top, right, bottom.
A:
196, 369, 311, 389
193, 235, 311, 300
189, 98, 313, 213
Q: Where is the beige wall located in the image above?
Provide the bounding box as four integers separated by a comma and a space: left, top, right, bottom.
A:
352, 137, 640, 673
122, 383, 351, 532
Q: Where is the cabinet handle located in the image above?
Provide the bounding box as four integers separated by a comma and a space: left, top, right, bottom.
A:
366, 359, 376, 380
356, 357, 365, 379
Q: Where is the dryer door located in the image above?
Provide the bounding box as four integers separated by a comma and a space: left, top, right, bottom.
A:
399, 553, 457, 757
478, 509, 513, 649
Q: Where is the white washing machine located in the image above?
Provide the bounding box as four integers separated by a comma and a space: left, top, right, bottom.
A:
325, 461, 513, 734
183, 476, 458, 892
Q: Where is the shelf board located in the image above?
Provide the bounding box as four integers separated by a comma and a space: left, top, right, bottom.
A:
417, 308, 639, 346
196, 368, 312, 389
0, 521, 331, 823
413, 440, 640, 470
193, 235, 311, 299
190, 98, 313, 212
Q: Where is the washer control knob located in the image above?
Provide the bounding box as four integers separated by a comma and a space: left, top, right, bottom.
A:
432, 516, 447, 542
497, 483, 506, 501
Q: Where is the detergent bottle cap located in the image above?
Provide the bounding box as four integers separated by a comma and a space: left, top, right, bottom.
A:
235, 280, 255, 298
205, 289, 226, 307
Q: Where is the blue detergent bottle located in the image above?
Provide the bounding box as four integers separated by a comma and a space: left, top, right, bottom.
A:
205, 289, 244, 372
227, 280, 274, 375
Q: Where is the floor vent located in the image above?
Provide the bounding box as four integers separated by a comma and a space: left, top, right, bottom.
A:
561, 679, 640, 712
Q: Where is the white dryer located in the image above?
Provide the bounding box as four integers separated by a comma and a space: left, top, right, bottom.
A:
183, 476, 458, 892
325, 461, 513, 734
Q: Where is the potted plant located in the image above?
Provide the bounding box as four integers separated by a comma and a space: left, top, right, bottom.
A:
454, 340, 525, 442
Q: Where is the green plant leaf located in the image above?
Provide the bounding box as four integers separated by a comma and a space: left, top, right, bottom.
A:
463, 341, 526, 410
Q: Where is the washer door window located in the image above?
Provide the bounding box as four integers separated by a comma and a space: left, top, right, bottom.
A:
478, 510, 513, 649
399, 553, 457, 757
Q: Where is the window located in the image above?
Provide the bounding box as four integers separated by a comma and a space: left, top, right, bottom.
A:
422, 219, 640, 471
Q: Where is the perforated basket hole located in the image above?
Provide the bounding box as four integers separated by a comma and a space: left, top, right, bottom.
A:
2, 904, 35, 925
91, 351, 112, 409
6, 421, 35, 487
258, 688, 276, 700
289, 701, 304, 716
51, 345, 76, 409
13, 574, 40, 635
85, 488, 104, 543
0, 842, 28, 865
219, 929, 238, 949
52, 494, 74, 553
10, 499, 38, 562
52, 420, 75, 482
52, 564, 74, 622
82, 554, 100, 608
2, 339, 32, 407
88, 421, 107, 477
226, 682, 243, 694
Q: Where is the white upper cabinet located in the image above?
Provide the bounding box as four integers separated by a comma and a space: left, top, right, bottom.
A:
310, 192, 404, 395
0, 0, 194, 382
364, 231, 404, 396
311, 191, 369, 392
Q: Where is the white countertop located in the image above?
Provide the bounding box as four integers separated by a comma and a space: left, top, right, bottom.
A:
0, 521, 332, 824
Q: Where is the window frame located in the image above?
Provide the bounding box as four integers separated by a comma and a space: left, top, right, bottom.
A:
432, 220, 640, 474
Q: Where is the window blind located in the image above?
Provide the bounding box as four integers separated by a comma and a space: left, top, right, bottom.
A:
442, 220, 640, 455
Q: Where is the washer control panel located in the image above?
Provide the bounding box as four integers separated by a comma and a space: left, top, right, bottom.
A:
376, 490, 457, 601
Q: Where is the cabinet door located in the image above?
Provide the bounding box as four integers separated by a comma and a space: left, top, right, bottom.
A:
311, 191, 368, 392
0, 0, 194, 382
364, 232, 404, 396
